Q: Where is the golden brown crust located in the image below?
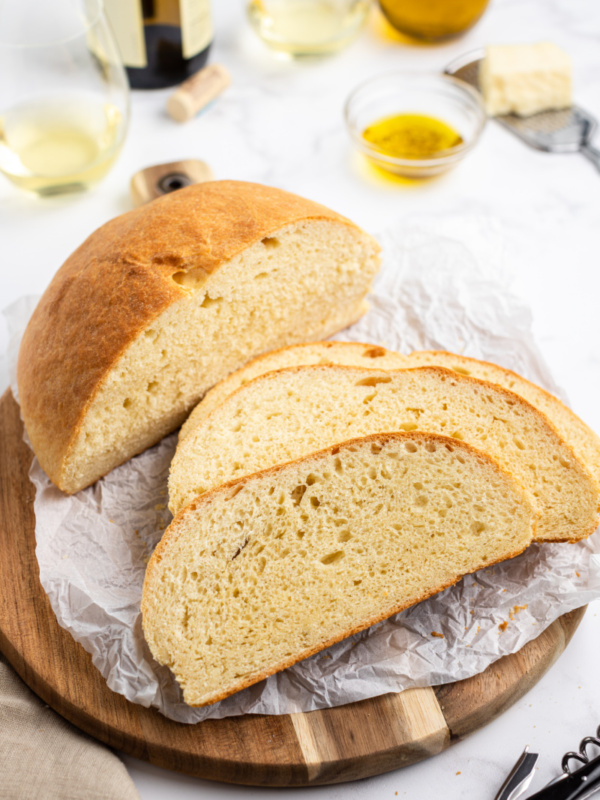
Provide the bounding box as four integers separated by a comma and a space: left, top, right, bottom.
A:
144, 429, 536, 707
17, 181, 365, 488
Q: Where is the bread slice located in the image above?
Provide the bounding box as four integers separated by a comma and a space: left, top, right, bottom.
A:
179, 342, 600, 492
406, 350, 600, 491
169, 365, 600, 542
145, 432, 537, 707
17, 181, 380, 494
178, 341, 409, 441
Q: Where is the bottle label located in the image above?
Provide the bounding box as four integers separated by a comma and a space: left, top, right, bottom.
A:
179, 0, 213, 58
104, 0, 148, 68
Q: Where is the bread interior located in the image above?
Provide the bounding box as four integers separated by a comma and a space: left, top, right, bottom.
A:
60, 220, 379, 491
144, 433, 535, 706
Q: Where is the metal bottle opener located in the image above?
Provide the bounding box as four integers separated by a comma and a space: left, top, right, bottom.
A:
495, 725, 600, 800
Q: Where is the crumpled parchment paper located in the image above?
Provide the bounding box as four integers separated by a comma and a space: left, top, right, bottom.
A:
5, 214, 600, 723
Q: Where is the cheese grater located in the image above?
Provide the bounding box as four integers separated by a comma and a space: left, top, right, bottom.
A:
445, 50, 600, 172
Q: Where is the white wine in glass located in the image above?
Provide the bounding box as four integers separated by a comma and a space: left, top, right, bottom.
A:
0, 0, 129, 195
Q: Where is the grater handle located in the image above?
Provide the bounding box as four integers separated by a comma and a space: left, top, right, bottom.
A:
581, 142, 600, 173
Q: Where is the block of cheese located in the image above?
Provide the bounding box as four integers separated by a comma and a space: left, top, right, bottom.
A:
480, 42, 572, 117
16, 181, 380, 494
178, 341, 600, 496
145, 431, 537, 707
168, 365, 600, 543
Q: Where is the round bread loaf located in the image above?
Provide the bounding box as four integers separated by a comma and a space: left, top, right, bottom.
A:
17, 181, 380, 493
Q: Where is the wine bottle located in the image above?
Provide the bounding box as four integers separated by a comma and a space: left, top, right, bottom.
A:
104, 0, 212, 90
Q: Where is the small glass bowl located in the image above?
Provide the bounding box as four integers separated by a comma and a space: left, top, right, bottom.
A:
344, 71, 486, 178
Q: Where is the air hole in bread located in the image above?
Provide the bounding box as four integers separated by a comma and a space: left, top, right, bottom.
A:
291, 485, 307, 506
320, 550, 344, 566
355, 376, 392, 387
362, 346, 387, 358
405, 442, 418, 453
123, 398, 132, 408
399, 422, 419, 432
228, 485, 244, 499
471, 521, 486, 535
147, 381, 159, 393
337, 530, 352, 542
171, 268, 208, 290
261, 237, 280, 249
310, 496, 320, 508
201, 294, 222, 309
452, 366, 471, 375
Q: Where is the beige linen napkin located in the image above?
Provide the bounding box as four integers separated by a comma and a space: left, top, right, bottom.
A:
0, 654, 141, 800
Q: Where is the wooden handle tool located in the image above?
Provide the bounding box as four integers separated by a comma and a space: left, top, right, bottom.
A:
130, 159, 213, 207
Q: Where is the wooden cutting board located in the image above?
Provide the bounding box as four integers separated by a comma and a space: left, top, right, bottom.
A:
0, 390, 586, 786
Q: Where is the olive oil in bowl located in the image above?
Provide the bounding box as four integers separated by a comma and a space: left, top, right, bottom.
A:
363, 114, 463, 160
344, 72, 486, 179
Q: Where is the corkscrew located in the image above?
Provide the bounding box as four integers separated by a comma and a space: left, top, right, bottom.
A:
495, 726, 600, 800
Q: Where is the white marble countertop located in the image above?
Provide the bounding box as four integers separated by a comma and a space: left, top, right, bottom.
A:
1, 0, 600, 797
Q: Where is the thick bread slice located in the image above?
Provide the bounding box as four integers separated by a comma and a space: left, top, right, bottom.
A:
179, 342, 600, 492
407, 350, 600, 491
17, 181, 380, 494
179, 341, 409, 440
169, 366, 600, 542
145, 432, 537, 707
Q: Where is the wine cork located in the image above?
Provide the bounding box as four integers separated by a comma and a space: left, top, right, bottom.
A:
167, 64, 230, 123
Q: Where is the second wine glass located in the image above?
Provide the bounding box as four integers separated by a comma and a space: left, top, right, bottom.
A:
0, 0, 130, 195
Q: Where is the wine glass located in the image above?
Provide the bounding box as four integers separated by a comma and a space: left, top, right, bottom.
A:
0, 0, 130, 195
247, 0, 371, 57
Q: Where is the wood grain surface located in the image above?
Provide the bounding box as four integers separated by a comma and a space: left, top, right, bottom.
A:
0, 390, 586, 786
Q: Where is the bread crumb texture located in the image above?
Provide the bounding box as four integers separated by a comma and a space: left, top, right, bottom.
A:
179, 342, 600, 494
16, 182, 380, 493
144, 432, 536, 707
169, 364, 600, 543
